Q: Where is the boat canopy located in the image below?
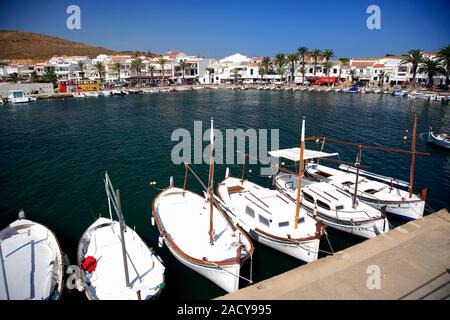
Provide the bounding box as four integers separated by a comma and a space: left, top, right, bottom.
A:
269, 148, 338, 162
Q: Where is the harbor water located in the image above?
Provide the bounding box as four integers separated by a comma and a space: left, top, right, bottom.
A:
0, 89, 449, 299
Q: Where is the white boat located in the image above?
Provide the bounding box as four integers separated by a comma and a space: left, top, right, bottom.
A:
152, 120, 254, 293
102, 90, 112, 96
192, 86, 205, 90
428, 128, 450, 149
85, 91, 99, 98
8, 90, 30, 103
217, 173, 323, 262
0, 210, 64, 300
73, 92, 85, 99
77, 173, 165, 300
269, 118, 390, 238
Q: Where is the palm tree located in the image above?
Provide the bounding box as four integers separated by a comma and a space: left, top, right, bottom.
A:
437, 44, 450, 86
297, 46, 308, 84
287, 53, 298, 84
322, 49, 334, 62
417, 57, 446, 88
260, 57, 272, 83
77, 61, 86, 79
309, 49, 322, 76
338, 58, 350, 82
42, 70, 57, 84
30, 71, 39, 83
400, 49, 424, 89
112, 62, 122, 83
131, 58, 144, 87
158, 58, 168, 85
323, 61, 333, 77
205, 67, 215, 84
273, 53, 286, 81
179, 60, 189, 85
9, 72, 19, 83
94, 61, 105, 82
349, 69, 356, 82
147, 65, 156, 83
231, 68, 240, 84
378, 70, 389, 88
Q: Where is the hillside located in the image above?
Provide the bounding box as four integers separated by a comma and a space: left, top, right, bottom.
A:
0, 30, 152, 63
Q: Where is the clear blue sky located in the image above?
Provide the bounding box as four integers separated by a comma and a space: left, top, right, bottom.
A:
1, 0, 449, 59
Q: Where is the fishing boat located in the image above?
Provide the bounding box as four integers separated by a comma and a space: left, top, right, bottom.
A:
8, 90, 30, 103
0, 210, 64, 300
73, 92, 85, 99
270, 119, 389, 238
77, 173, 165, 300
293, 116, 428, 220
152, 119, 254, 293
216, 170, 324, 262
428, 127, 450, 149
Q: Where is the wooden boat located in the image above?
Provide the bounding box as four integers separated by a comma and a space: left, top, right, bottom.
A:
217, 172, 323, 262
78, 173, 165, 300
428, 128, 450, 149
284, 115, 428, 220
152, 119, 254, 293
270, 119, 389, 238
0, 210, 64, 300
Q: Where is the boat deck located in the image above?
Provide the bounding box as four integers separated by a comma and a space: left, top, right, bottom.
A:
81, 218, 164, 300
0, 220, 60, 300
154, 188, 249, 263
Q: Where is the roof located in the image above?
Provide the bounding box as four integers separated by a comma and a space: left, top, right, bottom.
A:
351, 61, 374, 67
372, 63, 385, 68
269, 148, 339, 162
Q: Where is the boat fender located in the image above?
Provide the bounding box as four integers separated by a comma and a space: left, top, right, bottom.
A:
225, 167, 230, 178
151, 215, 155, 226
158, 234, 164, 248
169, 176, 174, 187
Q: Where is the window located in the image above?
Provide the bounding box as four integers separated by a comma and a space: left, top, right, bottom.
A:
250, 69, 254, 75
297, 217, 305, 224
333, 69, 337, 74
342, 181, 354, 186
245, 206, 255, 218
303, 192, 314, 204
278, 221, 289, 228
335, 205, 344, 210
317, 200, 331, 211
259, 215, 270, 227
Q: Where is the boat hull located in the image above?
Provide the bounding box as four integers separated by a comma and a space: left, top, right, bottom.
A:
164, 238, 241, 293
428, 132, 450, 149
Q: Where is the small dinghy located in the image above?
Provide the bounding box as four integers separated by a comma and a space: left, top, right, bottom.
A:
152, 119, 254, 293
73, 92, 85, 98
0, 210, 64, 300
428, 127, 450, 149
78, 173, 165, 300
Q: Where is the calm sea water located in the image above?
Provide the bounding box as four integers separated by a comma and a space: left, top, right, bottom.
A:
0, 90, 449, 300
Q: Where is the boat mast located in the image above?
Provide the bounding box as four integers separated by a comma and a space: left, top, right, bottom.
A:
104, 173, 130, 287
352, 146, 362, 209
408, 114, 417, 198
0, 241, 10, 300
208, 118, 215, 245
294, 117, 305, 229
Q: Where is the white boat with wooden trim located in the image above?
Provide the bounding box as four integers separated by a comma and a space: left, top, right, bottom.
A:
270, 118, 389, 238
216, 172, 323, 262
0, 210, 64, 300
77, 173, 165, 300
428, 127, 450, 149
152, 119, 254, 293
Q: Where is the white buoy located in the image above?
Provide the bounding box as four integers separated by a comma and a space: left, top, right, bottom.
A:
158, 234, 164, 248
169, 176, 174, 187
151, 215, 155, 226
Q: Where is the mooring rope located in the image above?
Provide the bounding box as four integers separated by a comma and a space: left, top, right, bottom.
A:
210, 261, 253, 284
